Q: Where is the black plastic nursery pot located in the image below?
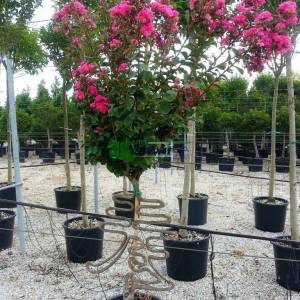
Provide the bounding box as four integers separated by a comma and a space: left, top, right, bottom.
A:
253, 197, 288, 232
195, 152, 202, 170
219, 157, 235, 172
0, 183, 16, 208
54, 186, 81, 211
109, 293, 161, 300
178, 194, 208, 225
176, 148, 185, 163
205, 153, 219, 164
248, 158, 263, 172
19, 151, 26, 163
112, 191, 135, 219
158, 155, 171, 169
42, 151, 55, 164
63, 216, 105, 263
276, 158, 289, 173
163, 230, 210, 281
259, 149, 269, 158
0, 210, 15, 250
272, 236, 300, 292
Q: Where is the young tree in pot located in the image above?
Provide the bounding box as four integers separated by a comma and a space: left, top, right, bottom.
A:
53, 1, 106, 264
241, 109, 270, 172
40, 23, 82, 211
272, 6, 300, 291
244, 0, 298, 234
0, 3, 46, 209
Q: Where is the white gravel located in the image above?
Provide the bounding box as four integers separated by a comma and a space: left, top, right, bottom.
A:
0, 155, 300, 300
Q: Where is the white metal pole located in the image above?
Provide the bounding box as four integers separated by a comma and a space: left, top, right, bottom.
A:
93, 164, 99, 213
6, 57, 25, 255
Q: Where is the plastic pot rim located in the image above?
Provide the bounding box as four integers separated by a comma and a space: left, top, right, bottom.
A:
54, 186, 81, 192
177, 193, 208, 201
63, 216, 105, 231
253, 196, 288, 207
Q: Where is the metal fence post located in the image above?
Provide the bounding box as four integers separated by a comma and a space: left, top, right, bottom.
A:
6, 56, 25, 255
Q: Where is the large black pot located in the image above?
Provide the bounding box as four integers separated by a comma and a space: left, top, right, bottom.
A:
0, 183, 16, 208
272, 236, 300, 292
55, 186, 81, 211
42, 151, 55, 164
219, 157, 235, 172
177, 194, 208, 225
112, 191, 134, 219
248, 158, 263, 172
276, 158, 289, 173
0, 210, 15, 250
0, 147, 6, 156
109, 294, 161, 300
163, 231, 210, 281
63, 216, 105, 263
253, 197, 288, 232
205, 153, 219, 164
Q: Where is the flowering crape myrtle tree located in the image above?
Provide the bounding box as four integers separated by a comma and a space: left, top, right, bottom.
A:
172, 0, 298, 226
52, 0, 193, 224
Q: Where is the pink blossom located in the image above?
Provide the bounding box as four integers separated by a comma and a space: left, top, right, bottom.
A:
116, 63, 129, 73
90, 95, 110, 113
88, 85, 98, 96
74, 81, 81, 89
78, 61, 95, 74
110, 38, 122, 48
75, 90, 85, 101
73, 37, 82, 46
187, 98, 195, 107
110, 1, 133, 17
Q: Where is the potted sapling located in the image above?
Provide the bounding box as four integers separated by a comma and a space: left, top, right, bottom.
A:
272, 11, 300, 291
40, 23, 82, 211
241, 109, 270, 172
250, 1, 298, 233
218, 112, 240, 172
53, 1, 105, 264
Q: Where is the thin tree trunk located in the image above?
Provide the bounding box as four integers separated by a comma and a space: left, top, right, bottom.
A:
190, 118, 196, 197
123, 176, 128, 194
80, 114, 88, 227
281, 133, 286, 158
47, 128, 51, 150
180, 119, 193, 226
253, 134, 259, 158
7, 106, 12, 184
261, 132, 266, 150
63, 80, 71, 191
286, 52, 299, 241
225, 130, 230, 156
268, 74, 280, 200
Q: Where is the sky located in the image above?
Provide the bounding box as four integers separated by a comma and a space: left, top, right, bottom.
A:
0, 0, 300, 103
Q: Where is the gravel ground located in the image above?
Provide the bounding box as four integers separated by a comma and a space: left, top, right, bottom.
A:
0, 154, 300, 300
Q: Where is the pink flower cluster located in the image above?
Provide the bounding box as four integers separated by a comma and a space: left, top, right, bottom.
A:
108, 0, 179, 50
72, 61, 110, 114
174, 79, 206, 108
53, 0, 96, 44
190, 0, 226, 33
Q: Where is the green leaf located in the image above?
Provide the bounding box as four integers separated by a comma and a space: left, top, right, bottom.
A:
158, 102, 172, 114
